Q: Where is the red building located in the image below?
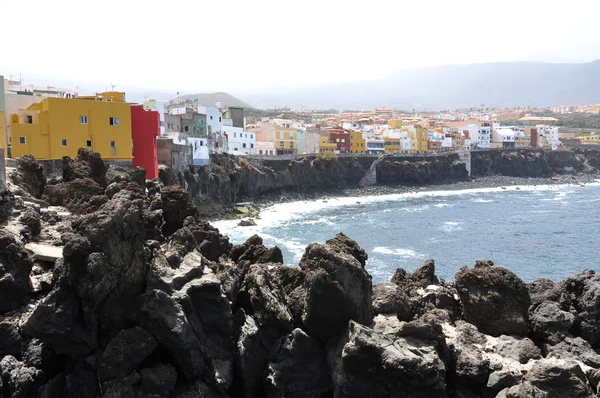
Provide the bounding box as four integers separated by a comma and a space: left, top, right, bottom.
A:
530, 128, 539, 147
131, 105, 160, 179
326, 127, 351, 154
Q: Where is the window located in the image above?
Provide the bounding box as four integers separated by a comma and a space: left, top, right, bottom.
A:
109, 117, 119, 126
250, 143, 254, 148
280, 141, 284, 148
219, 117, 222, 122
280, 131, 284, 139
336, 138, 340, 142
184, 126, 189, 132
61, 139, 67, 146
234, 132, 236, 138
25, 115, 33, 124
110, 141, 116, 148
210, 116, 213, 120
234, 148, 238, 151
259, 150, 263, 155
290, 142, 294, 149
86, 140, 92, 147
80, 115, 88, 124
106, 98, 113, 102
243, 143, 247, 148
245, 134, 247, 138
250, 134, 253, 139
19, 136, 26, 144
290, 133, 294, 139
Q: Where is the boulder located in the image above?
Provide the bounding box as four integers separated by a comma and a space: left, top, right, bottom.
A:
184, 217, 231, 262
455, 262, 530, 336
43, 178, 108, 214
547, 336, 600, 368
9, 155, 46, 198
326, 233, 368, 267
147, 250, 205, 294
263, 328, 332, 398
392, 258, 439, 293
486, 370, 522, 392
62, 148, 109, 186
0, 232, 34, 313
508, 359, 594, 397
161, 186, 198, 236
455, 321, 487, 347
0, 316, 23, 358
453, 344, 490, 389
529, 301, 575, 345
97, 326, 158, 381
140, 363, 178, 397
20, 206, 41, 236
328, 319, 447, 398
300, 238, 373, 343
238, 218, 257, 227
138, 289, 206, 380
371, 283, 412, 320
574, 277, 600, 347
496, 335, 542, 364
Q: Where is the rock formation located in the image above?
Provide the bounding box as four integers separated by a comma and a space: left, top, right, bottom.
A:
1, 152, 600, 397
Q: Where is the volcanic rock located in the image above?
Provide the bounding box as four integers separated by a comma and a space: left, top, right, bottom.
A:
0, 232, 34, 313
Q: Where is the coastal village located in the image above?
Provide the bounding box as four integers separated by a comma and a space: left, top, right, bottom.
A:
0, 75, 599, 179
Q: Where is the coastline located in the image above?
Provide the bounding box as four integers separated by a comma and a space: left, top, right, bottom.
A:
225, 173, 599, 221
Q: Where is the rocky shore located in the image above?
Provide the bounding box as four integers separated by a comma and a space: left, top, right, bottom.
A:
1, 151, 600, 397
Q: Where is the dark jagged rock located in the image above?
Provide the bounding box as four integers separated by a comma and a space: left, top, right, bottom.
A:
62, 148, 109, 186
328, 318, 447, 398
392, 258, 439, 293
43, 178, 108, 214
300, 238, 373, 343
371, 282, 412, 320
9, 155, 46, 198
263, 328, 332, 398
453, 344, 490, 390
496, 335, 542, 364
455, 321, 487, 347
161, 186, 199, 236
0, 317, 23, 358
184, 216, 231, 261
546, 336, 600, 368
20, 206, 41, 237
140, 363, 177, 397
376, 154, 469, 185
138, 289, 206, 380
529, 301, 575, 345
326, 232, 368, 267
500, 359, 593, 397
106, 166, 146, 189
97, 326, 158, 381
0, 232, 33, 313
487, 370, 522, 392
471, 149, 587, 177
455, 262, 531, 336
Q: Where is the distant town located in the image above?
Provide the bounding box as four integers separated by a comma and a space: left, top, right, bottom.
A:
1, 75, 599, 179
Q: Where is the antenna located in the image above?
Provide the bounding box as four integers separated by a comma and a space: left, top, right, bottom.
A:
111, 83, 118, 91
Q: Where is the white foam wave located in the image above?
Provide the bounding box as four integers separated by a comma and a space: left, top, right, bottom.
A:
440, 221, 464, 232
434, 203, 451, 208
372, 246, 424, 258
472, 198, 493, 203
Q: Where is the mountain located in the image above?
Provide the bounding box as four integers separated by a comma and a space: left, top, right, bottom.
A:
173, 92, 251, 108
240, 61, 600, 110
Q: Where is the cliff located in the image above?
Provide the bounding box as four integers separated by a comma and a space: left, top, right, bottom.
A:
1, 154, 600, 397
183, 149, 599, 206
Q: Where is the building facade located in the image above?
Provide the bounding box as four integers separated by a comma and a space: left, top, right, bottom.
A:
224, 126, 256, 155
11, 92, 133, 160
350, 131, 366, 153
0, 75, 6, 149
131, 105, 160, 179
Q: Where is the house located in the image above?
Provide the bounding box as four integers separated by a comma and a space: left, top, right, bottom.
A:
131, 105, 160, 179
319, 133, 337, 153
225, 126, 256, 155
577, 133, 600, 145
256, 141, 276, 155
492, 127, 516, 148
350, 131, 366, 154
10, 91, 133, 161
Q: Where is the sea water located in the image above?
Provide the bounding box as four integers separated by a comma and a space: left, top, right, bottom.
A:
213, 182, 600, 284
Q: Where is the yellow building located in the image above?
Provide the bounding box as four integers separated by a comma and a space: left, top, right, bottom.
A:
350, 131, 365, 153
274, 124, 298, 154
384, 137, 401, 153
319, 133, 336, 153
10, 93, 132, 160
412, 125, 429, 153
388, 119, 402, 129
0, 75, 6, 149
577, 134, 600, 145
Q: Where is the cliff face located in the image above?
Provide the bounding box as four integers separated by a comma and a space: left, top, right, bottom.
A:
471, 149, 592, 177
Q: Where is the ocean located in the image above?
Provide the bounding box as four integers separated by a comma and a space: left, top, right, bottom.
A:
213, 181, 600, 284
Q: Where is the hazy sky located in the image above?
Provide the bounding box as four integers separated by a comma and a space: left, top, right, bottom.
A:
2, 0, 600, 95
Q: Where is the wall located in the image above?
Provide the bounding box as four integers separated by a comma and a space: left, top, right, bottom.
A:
11, 97, 133, 161
157, 137, 193, 169
4, 92, 44, 146
304, 132, 320, 154
229, 107, 244, 128
224, 126, 256, 155
0, 148, 5, 191
143, 100, 165, 136
131, 105, 160, 179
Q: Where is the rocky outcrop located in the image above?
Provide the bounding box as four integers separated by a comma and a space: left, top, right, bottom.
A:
8, 155, 46, 198
376, 153, 469, 185
4, 154, 600, 397
455, 261, 531, 336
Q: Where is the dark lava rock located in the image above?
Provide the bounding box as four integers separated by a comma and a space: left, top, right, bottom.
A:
0, 316, 23, 358
546, 336, 600, 368
62, 148, 109, 186
487, 370, 522, 392
238, 218, 257, 227
9, 155, 46, 198
371, 282, 412, 320
0, 232, 33, 313
140, 363, 177, 397
263, 328, 332, 398
20, 206, 41, 236
161, 185, 198, 236
392, 258, 439, 294
300, 238, 373, 343
43, 178, 108, 214
529, 301, 575, 345
326, 232, 368, 267
496, 335, 542, 364
97, 326, 158, 381
328, 319, 447, 398
455, 262, 530, 336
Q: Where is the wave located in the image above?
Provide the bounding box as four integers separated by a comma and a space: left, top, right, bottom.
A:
472, 198, 493, 203
440, 221, 464, 232
372, 246, 425, 258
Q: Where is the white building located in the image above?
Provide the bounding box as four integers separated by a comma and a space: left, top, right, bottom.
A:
466, 124, 491, 149
537, 125, 560, 149
256, 141, 276, 155
224, 126, 256, 155
188, 137, 210, 165
493, 127, 516, 147
365, 135, 385, 154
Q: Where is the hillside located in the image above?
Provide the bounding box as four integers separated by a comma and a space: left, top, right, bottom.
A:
241, 61, 600, 110
173, 91, 251, 108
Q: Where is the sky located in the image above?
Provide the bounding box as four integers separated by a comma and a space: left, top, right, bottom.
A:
2, 0, 600, 96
